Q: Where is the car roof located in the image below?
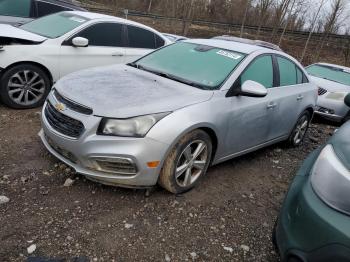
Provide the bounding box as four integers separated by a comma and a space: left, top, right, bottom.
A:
313, 62, 350, 72
66, 11, 161, 32
185, 38, 276, 55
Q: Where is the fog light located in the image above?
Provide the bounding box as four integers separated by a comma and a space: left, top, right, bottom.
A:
318, 107, 335, 115
91, 157, 137, 175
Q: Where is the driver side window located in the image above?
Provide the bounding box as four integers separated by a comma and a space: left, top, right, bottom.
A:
241, 55, 274, 88
73, 23, 124, 47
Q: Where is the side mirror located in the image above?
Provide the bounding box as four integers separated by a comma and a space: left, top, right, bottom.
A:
72, 37, 89, 47
345, 93, 350, 107
240, 80, 268, 98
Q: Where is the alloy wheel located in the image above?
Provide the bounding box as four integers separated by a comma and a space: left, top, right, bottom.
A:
293, 115, 309, 145
175, 140, 209, 187
7, 70, 46, 106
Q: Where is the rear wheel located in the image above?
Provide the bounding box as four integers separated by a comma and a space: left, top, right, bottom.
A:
159, 130, 212, 194
0, 64, 51, 109
287, 111, 311, 147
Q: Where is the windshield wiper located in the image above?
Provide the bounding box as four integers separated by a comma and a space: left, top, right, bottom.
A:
136, 64, 208, 89
320, 77, 344, 85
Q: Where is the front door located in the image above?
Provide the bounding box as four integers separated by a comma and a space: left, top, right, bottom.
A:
59, 22, 126, 78
225, 55, 275, 155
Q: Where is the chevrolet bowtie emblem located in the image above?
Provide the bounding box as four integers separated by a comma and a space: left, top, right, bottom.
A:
55, 103, 66, 112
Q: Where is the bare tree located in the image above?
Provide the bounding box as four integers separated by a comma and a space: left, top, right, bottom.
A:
147, 0, 153, 13
255, 0, 274, 37
316, 0, 347, 60
270, 0, 293, 42
343, 30, 350, 66
300, 0, 325, 63
182, 0, 196, 36
240, 0, 252, 37
278, 0, 297, 45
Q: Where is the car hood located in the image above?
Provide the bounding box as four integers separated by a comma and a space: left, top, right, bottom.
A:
0, 15, 33, 26
310, 76, 350, 92
0, 23, 46, 43
55, 65, 214, 118
329, 121, 350, 171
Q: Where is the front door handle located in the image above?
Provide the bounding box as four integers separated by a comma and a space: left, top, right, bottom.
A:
267, 102, 277, 109
297, 95, 304, 101
112, 52, 124, 57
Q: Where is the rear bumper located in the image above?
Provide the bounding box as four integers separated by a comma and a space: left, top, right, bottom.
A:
275, 149, 350, 262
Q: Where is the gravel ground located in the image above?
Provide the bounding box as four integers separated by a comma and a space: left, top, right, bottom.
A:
0, 104, 337, 262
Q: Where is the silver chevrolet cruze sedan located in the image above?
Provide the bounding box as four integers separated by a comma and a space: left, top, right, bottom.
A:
40, 39, 317, 194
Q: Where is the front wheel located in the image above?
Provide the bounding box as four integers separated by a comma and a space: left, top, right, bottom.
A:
159, 130, 212, 194
0, 64, 51, 109
287, 111, 311, 147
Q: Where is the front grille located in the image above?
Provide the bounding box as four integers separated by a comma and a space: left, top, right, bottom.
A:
53, 90, 93, 115
318, 87, 327, 96
45, 102, 84, 138
45, 133, 78, 164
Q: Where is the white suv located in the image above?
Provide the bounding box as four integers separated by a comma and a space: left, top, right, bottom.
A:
0, 11, 170, 109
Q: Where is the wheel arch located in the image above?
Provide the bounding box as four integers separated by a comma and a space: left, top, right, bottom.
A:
1, 61, 53, 86
159, 123, 220, 171
305, 106, 314, 118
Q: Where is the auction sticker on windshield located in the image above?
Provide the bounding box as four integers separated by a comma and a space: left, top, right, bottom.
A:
216, 50, 242, 60
69, 17, 87, 23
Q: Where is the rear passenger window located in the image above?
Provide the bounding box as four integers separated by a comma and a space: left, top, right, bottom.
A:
241, 55, 274, 88
74, 23, 123, 47
296, 67, 303, 84
277, 57, 297, 86
127, 25, 156, 49
155, 34, 165, 48
36, 1, 70, 17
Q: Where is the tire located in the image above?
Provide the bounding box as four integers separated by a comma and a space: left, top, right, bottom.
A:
287, 111, 311, 147
158, 130, 212, 194
0, 64, 51, 109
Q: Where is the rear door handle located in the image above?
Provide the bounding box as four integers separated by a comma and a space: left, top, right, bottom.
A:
297, 95, 304, 101
267, 102, 277, 109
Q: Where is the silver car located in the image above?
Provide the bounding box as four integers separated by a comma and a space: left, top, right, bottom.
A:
39, 39, 317, 194
306, 63, 350, 122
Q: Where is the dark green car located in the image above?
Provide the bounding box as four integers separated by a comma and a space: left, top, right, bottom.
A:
274, 94, 350, 262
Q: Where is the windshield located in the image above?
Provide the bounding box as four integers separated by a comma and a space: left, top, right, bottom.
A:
306, 64, 350, 86
134, 42, 246, 90
20, 12, 89, 38
0, 0, 31, 17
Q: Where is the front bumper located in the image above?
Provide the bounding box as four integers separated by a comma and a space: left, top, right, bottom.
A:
275, 149, 350, 261
40, 98, 170, 188
315, 95, 349, 122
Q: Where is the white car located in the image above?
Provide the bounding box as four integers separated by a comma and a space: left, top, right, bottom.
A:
0, 11, 170, 109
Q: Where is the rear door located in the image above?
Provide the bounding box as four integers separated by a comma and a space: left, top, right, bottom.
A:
59, 22, 126, 78
226, 55, 275, 155
266, 55, 309, 140
124, 24, 166, 63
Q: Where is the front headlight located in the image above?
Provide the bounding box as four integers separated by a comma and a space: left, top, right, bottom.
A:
97, 112, 170, 137
311, 144, 350, 215
326, 92, 347, 101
